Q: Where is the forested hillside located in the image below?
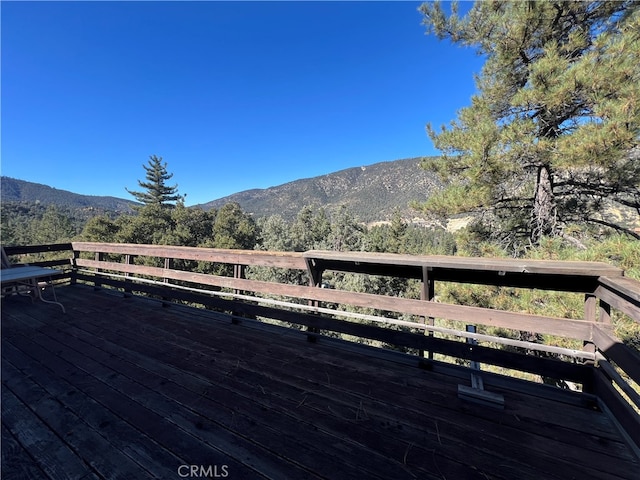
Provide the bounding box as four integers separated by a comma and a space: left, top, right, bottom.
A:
2, 157, 439, 226
1, 177, 137, 213
198, 158, 442, 222
1, 177, 139, 247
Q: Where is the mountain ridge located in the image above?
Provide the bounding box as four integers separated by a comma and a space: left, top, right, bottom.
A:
197, 157, 441, 222
0, 177, 138, 214
2, 157, 441, 222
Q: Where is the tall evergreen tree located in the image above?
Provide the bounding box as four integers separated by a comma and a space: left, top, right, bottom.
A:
419, 1, 640, 246
126, 155, 184, 207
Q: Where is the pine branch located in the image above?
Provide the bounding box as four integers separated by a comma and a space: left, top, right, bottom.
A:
585, 217, 640, 240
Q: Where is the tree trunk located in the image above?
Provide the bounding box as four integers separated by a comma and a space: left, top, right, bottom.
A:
531, 165, 557, 243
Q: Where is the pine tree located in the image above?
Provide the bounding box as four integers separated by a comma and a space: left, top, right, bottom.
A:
329, 206, 365, 252
211, 202, 258, 250
126, 155, 184, 207
419, 1, 640, 246
290, 205, 332, 251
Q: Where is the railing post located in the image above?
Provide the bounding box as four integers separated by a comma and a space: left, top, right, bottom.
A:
583, 294, 597, 356
421, 266, 435, 360
584, 296, 611, 371
233, 264, 245, 295
124, 254, 133, 297
94, 252, 103, 290
584, 294, 597, 322
305, 259, 323, 342
599, 299, 611, 324
70, 249, 79, 285
231, 263, 247, 320
162, 258, 172, 307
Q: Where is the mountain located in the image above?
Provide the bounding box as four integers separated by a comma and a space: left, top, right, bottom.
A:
198, 158, 442, 222
1, 177, 138, 214
1, 157, 442, 223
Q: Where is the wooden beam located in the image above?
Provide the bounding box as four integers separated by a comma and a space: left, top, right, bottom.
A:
303, 250, 621, 293
592, 324, 640, 387
599, 300, 612, 324
421, 265, 435, 360
597, 360, 640, 411
591, 369, 640, 450
71, 242, 307, 270
594, 276, 640, 324
75, 259, 594, 341
94, 252, 103, 290
599, 276, 640, 304
583, 294, 597, 355
304, 257, 323, 288
3, 243, 73, 256
303, 250, 623, 276
584, 294, 597, 322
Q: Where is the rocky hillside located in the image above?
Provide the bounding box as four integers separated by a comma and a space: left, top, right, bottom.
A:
198, 158, 442, 222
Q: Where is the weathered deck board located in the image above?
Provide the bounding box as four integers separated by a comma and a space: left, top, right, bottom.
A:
1, 384, 96, 480
79, 297, 634, 479
55, 304, 513, 479
2, 285, 639, 480
1, 424, 51, 480
2, 316, 305, 479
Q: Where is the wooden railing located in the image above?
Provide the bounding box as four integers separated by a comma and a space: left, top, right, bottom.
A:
4, 242, 639, 446
3, 243, 74, 269
2, 243, 74, 282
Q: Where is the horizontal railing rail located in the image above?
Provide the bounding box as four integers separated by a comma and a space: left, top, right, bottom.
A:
71, 241, 307, 269
3, 243, 74, 256
303, 249, 624, 292
2, 243, 75, 282
589, 275, 640, 446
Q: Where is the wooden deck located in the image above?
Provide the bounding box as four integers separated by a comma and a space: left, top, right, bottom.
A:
2, 285, 639, 480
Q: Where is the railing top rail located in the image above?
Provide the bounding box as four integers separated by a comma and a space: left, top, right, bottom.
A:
3, 243, 73, 256
595, 275, 640, 325
72, 241, 303, 257
304, 249, 624, 277
70, 243, 625, 277
599, 276, 640, 304
71, 242, 307, 269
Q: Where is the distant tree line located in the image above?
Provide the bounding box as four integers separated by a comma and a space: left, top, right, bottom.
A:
1, 155, 455, 255
1, 202, 83, 246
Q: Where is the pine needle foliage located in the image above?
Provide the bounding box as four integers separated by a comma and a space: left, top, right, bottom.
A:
126, 155, 184, 208
419, 1, 640, 247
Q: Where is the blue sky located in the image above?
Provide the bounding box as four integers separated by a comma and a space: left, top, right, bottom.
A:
2, 1, 483, 206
